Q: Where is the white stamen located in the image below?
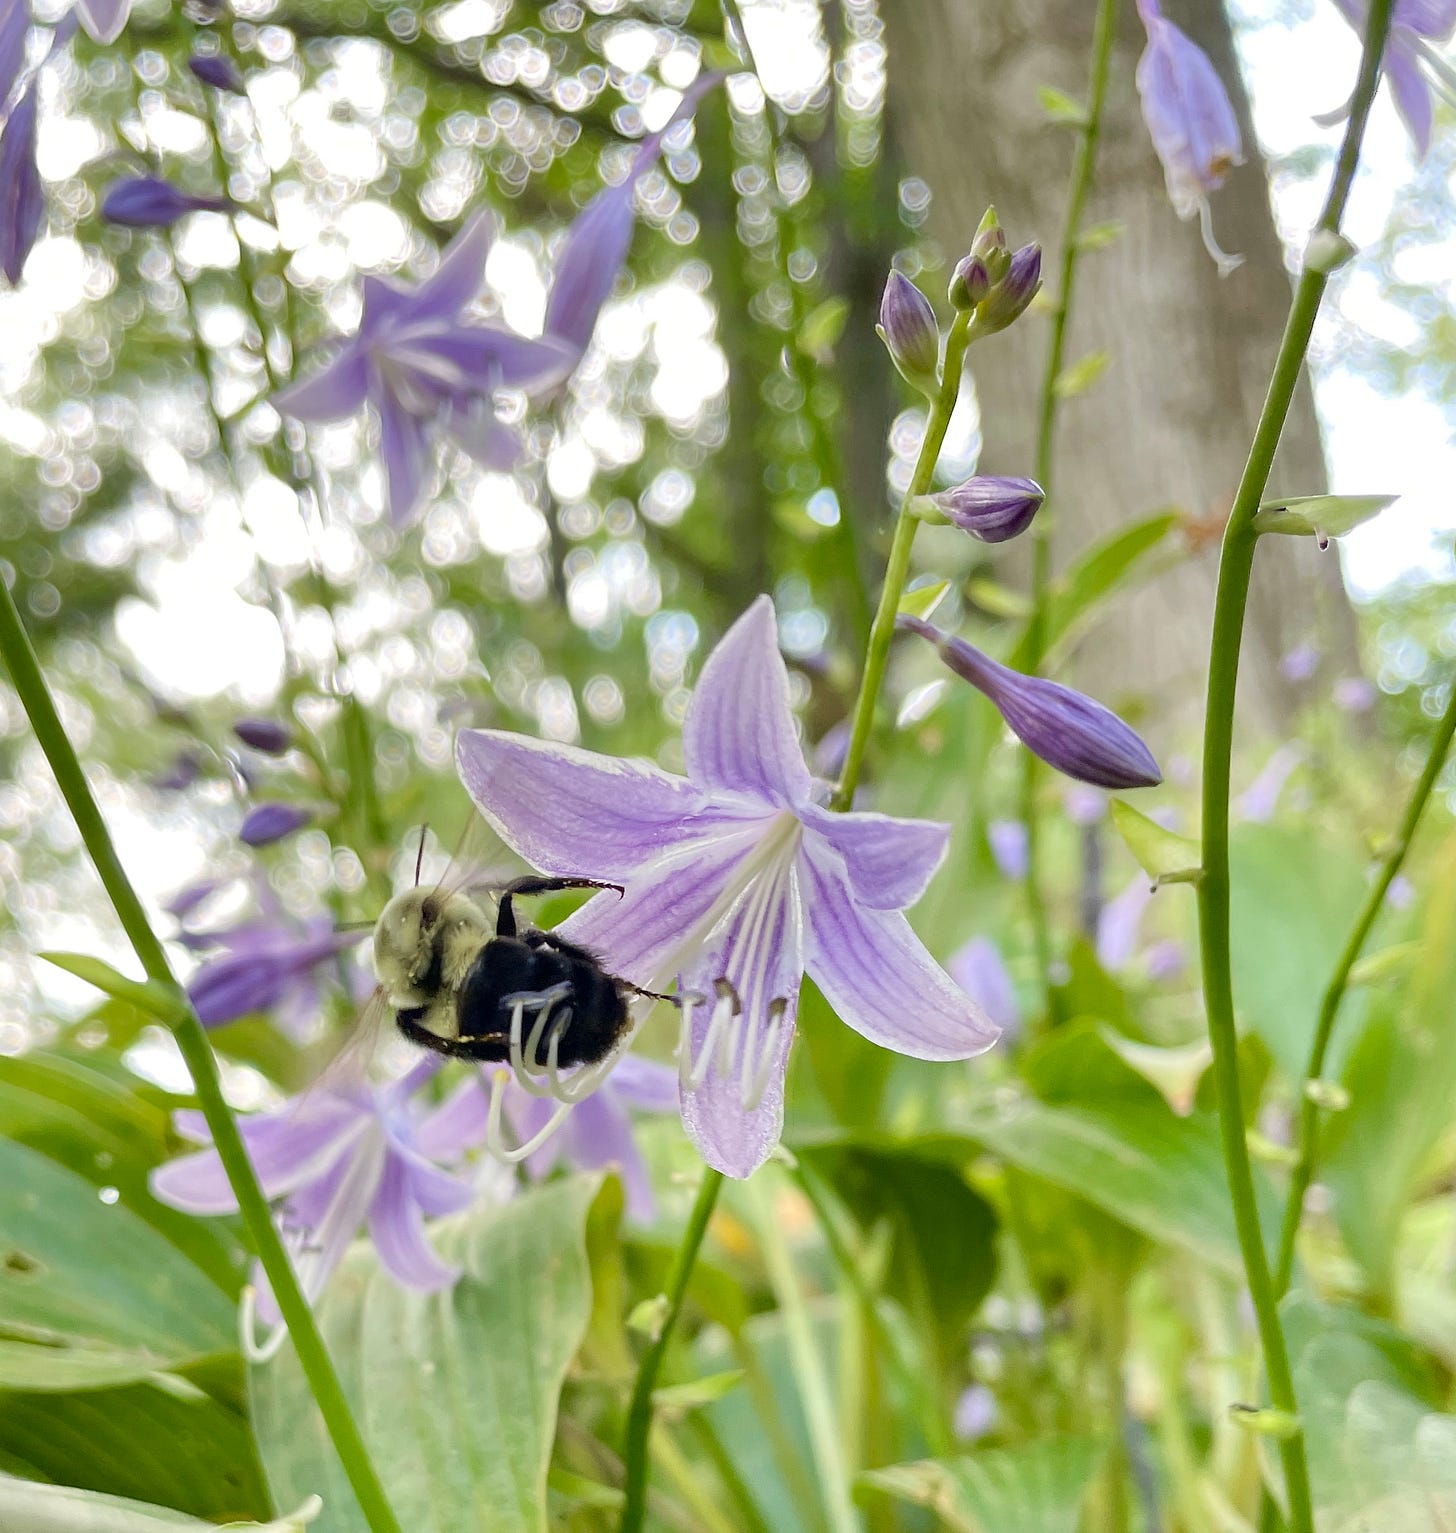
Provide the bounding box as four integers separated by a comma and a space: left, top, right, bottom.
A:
1198, 199, 1244, 278
485, 1068, 575, 1162
240, 1284, 291, 1365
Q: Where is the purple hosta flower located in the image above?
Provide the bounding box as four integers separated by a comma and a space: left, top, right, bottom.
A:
898, 616, 1162, 791
1144, 938, 1187, 981
500, 1053, 677, 1221
1281, 642, 1319, 683
0, 0, 26, 112
151, 1061, 483, 1347
186, 913, 364, 1034
925, 475, 1044, 544
101, 175, 234, 229
233, 716, 292, 755
188, 53, 245, 93
457, 596, 998, 1179
240, 801, 312, 847
948, 936, 1020, 1035
1330, 0, 1456, 157
0, 86, 42, 285
1097, 877, 1155, 972
1334, 675, 1377, 713
1134, 0, 1244, 275
275, 213, 576, 525
1063, 784, 1106, 826
877, 270, 940, 391
954, 1383, 998, 1443
61, 0, 131, 44
1237, 743, 1303, 822
987, 819, 1029, 880
971, 242, 1043, 334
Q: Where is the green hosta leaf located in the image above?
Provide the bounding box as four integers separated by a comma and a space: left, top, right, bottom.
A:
798, 296, 850, 361
1051, 350, 1110, 399
1252, 492, 1397, 540
1037, 86, 1087, 125
37, 955, 186, 1026
1110, 799, 1201, 885
0, 1341, 175, 1392
966, 579, 1032, 619
858, 1438, 1103, 1533
252, 1176, 604, 1533
899, 578, 952, 622
0, 1476, 316, 1532
652, 1369, 744, 1413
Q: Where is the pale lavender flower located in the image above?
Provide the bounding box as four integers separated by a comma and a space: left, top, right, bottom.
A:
239, 801, 312, 847
151, 1061, 482, 1338
274, 213, 576, 524
1237, 743, 1303, 822
457, 596, 998, 1178
0, 87, 42, 285
186, 912, 363, 1033
877, 270, 939, 389
1334, 675, 1378, 712
1134, 0, 1244, 275
926, 475, 1043, 543
948, 936, 1020, 1035
1063, 784, 1106, 826
1281, 642, 1319, 683
987, 819, 1029, 880
1097, 877, 1155, 972
188, 54, 245, 93
954, 1383, 998, 1443
62, 0, 131, 44
1331, 0, 1456, 157
898, 616, 1162, 790
1145, 939, 1188, 981
0, 0, 27, 111
101, 176, 232, 227
233, 716, 292, 754
1387, 873, 1416, 909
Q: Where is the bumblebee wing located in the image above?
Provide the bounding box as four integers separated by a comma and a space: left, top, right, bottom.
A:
290, 986, 395, 1122
429, 812, 522, 905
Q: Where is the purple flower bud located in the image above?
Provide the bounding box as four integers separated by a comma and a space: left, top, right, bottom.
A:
151, 748, 204, 792
969, 209, 1010, 279
973, 244, 1043, 335
898, 615, 1162, 790
100, 176, 233, 229
239, 802, 312, 847
948, 253, 992, 310
877, 270, 939, 389
232, 716, 292, 754
927, 475, 1043, 543
188, 54, 245, 93
0, 89, 43, 285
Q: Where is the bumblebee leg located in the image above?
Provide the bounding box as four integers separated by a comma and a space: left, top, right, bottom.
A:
396, 1010, 507, 1061
496, 876, 625, 938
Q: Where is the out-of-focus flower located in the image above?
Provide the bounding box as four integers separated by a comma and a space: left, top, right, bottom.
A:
185, 912, 363, 1033
877, 270, 940, 391
457, 596, 998, 1179
0, 0, 27, 111
923, 475, 1044, 543
948, 936, 1020, 1035
188, 53, 245, 93
1237, 743, 1303, 822
1097, 877, 1155, 972
101, 175, 233, 228
151, 747, 204, 792
1330, 0, 1456, 157
239, 801, 312, 847
0, 87, 42, 284
898, 616, 1162, 790
502, 1053, 677, 1221
953, 1383, 998, 1443
1133, 0, 1244, 275
1063, 784, 1106, 826
950, 207, 1011, 307
1334, 675, 1377, 712
987, 819, 1029, 880
151, 1062, 483, 1339
1145, 939, 1188, 980
1280, 642, 1319, 683
233, 716, 292, 754
61, 0, 132, 44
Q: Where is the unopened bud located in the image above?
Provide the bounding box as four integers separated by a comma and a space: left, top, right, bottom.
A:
948, 254, 992, 310
239, 802, 312, 847
973, 243, 1043, 335
188, 54, 246, 93
232, 717, 292, 755
925, 475, 1043, 543
877, 270, 940, 390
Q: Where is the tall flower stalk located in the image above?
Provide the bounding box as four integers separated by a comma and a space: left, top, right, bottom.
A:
0, 580, 405, 1533
1019, 0, 1120, 988
1195, 4, 1392, 1530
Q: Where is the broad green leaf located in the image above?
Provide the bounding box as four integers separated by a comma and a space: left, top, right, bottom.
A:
0, 1341, 176, 1392
1252, 492, 1397, 540
1051, 350, 1110, 398
0, 1139, 235, 1366
37, 955, 186, 1025
1110, 799, 1201, 885
0, 1476, 316, 1532
252, 1176, 603, 1533
1037, 86, 1087, 125
858, 1438, 1103, 1533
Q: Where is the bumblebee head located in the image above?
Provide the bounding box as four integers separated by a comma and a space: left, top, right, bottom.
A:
372, 887, 488, 1006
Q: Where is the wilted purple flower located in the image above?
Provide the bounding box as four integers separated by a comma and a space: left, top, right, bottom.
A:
1280, 642, 1319, 683
101, 175, 233, 228
499, 1053, 677, 1221
1331, 0, 1456, 157
1334, 676, 1378, 713
188, 53, 245, 93
898, 616, 1162, 791
973, 243, 1043, 333
877, 270, 939, 389
186, 912, 363, 1033
240, 801, 312, 847
275, 213, 575, 524
1134, 0, 1244, 275
987, 819, 1029, 880
948, 936, 1020, 1035
458, 596, 998, 1179
151, 1061, 483, 1339
926, 475, 1043, 543
62, 0, 131, 44
1237, 743, 1303, 822
233, 716, 292, 754
0, 87, 42, 285
1097, 877, 1154, 972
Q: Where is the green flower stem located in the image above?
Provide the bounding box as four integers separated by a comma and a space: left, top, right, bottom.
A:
832, 310, 973, 810
1195, 5, 1391, 1530
0, 578, 404, 1533
1273, 677, 1456, 1294
1019, 0, 1120, 987
619, 1166, 724, 1533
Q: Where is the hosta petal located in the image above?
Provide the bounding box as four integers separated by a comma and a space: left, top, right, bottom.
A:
456, 728, 719, 878
607, 1053, 681, 1113
566, 1091, 657, 1221
683, 595, 813, 806
274, 343, 371, 423
1386, 36, 1434, 156
415, 1074, 489, 1160
375, 385, 435, 525
395, 1146, 475, 1219
368, 1155, 461, 1291
800, 841, 998, 1060
389, 326, 577, 396
406, 210, 492, 322
797, 804, 949, 910
74, 0, 131, 44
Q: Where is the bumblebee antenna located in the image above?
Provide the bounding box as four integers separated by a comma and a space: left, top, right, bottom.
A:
414, 823, 428, 887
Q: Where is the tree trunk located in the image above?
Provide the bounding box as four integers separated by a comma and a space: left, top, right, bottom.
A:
882, 0, 1356, 734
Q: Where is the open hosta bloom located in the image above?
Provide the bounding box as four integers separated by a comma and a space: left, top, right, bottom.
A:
1331, 0, 1456, 156
458, 596, 998, 1179
151, 1062, 483, 1347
